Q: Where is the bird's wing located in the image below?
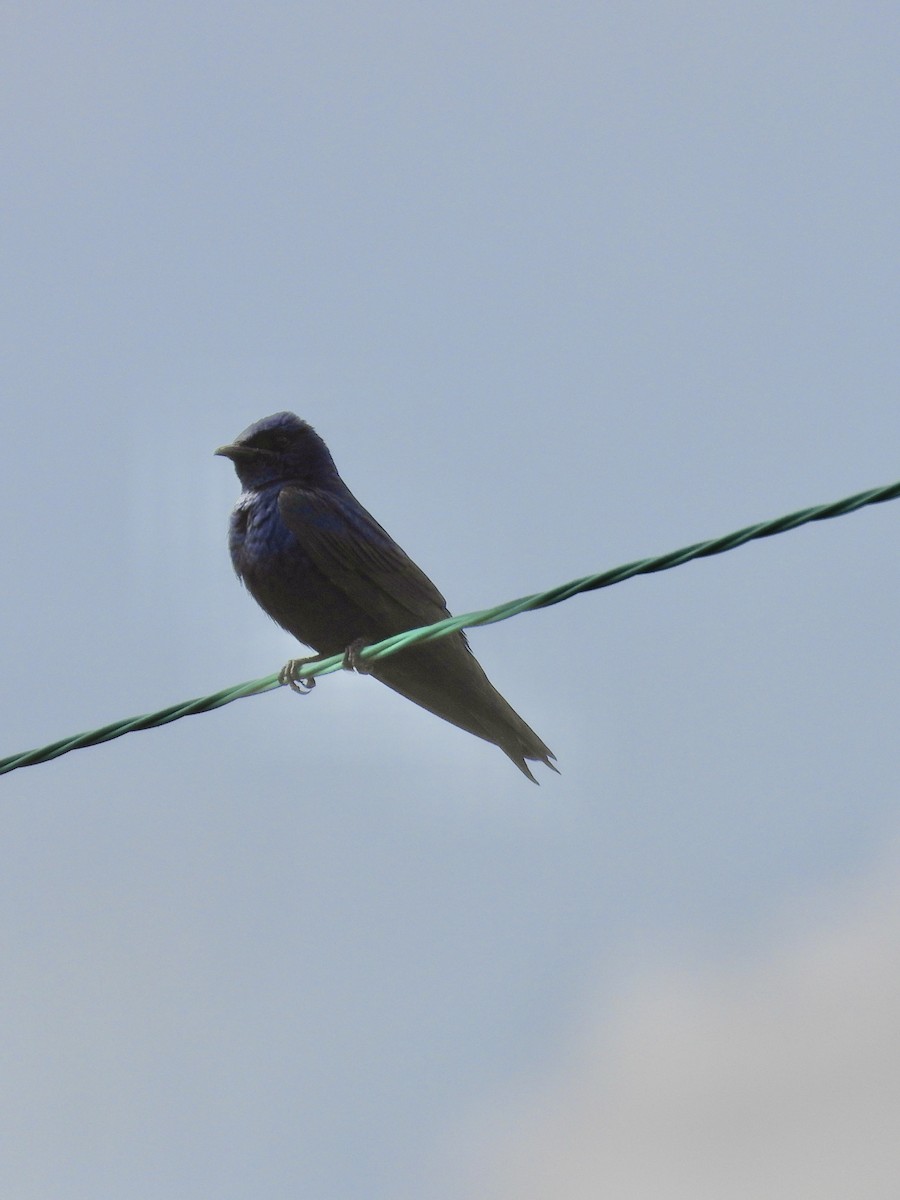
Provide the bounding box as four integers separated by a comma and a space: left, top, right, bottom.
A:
278, 485, 451, 628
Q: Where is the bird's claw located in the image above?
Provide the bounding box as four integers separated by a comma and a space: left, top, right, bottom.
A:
279, 658, 318, 694
342, 637, 373, 675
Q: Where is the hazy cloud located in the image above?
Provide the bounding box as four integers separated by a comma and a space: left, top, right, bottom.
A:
446, 848, 900, 1199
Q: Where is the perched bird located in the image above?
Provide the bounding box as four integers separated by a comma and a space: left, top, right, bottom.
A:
216, 412, 557, 781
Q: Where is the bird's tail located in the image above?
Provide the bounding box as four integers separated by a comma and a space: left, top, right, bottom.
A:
371, 635, 557, 782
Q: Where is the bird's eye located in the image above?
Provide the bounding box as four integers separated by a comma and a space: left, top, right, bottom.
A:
250, 430, 290, 452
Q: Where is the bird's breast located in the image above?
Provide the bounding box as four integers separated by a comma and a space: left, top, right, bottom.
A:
229, 487, 296, 571
227, 485, 345, 651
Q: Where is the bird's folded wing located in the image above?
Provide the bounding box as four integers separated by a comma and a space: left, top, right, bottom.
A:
278, 485, 451, 629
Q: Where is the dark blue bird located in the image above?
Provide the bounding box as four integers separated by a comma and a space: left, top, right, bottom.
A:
216, 412, 557, 781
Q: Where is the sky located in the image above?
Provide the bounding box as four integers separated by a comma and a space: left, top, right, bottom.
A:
2, 3, 899, 1196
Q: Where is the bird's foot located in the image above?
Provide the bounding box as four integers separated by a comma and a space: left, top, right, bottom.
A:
278, 656, 322, 694
342, 637, 373, 675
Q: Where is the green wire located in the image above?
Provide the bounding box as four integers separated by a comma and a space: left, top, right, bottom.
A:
2, 477, 898, 777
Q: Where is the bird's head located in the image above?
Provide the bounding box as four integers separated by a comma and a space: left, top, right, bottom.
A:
215, 412, 339, 489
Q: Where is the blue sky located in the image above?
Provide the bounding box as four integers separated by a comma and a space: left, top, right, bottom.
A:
3, 4, 900, 1197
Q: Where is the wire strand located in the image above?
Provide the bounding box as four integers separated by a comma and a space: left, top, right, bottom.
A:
2, 476, 898, 777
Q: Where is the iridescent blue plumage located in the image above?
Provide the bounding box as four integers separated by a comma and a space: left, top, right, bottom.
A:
216, 412, 557, 781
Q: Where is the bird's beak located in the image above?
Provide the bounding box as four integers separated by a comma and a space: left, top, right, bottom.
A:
215, 443, 258, 462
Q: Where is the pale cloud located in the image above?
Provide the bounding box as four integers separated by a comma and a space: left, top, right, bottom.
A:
441, 848, 900, 1199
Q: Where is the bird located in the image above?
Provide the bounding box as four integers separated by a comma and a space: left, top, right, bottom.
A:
215, 412, 557, 781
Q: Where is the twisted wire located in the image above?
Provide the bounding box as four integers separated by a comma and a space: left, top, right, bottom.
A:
2, 477, 897, 777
